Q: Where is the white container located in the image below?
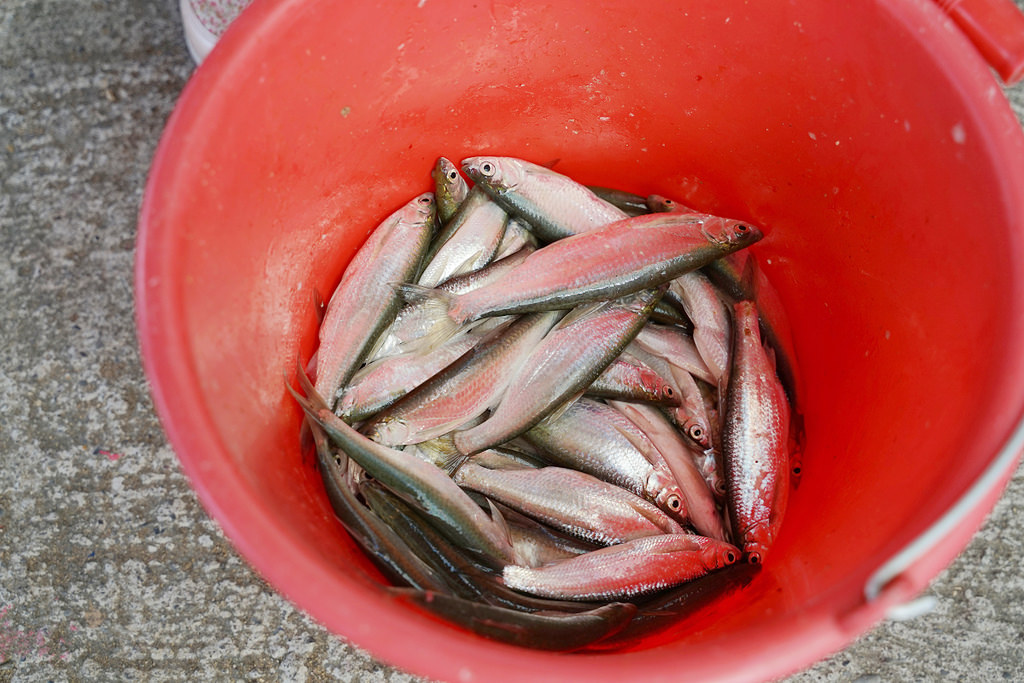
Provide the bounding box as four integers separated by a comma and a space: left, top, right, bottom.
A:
179, 0, 253, 64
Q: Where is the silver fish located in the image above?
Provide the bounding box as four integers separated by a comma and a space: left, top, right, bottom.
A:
337, 333, 482, 422
453, 462, 684, 546
631, 323, 714, 385
722, 300, 791, 564
289, 373, 516, 565
669, 270, 731, 389
462, 156, 629, 242
315, 192, 435, 408
432, 156, 469, 225
587, 186, 650, 217
609, 400, 727, 542
451, 288, 661, 456
586, 355, 679, 406
503, 533, 739, 601
645, 193, 697, 214
523, 397, 687, 522
370, 244, 534, 360
493, 216, 538, 261
622, 344, 715, 451
433, 210, 761, 329
362, 311, 562, 447
418, 187, 509, 288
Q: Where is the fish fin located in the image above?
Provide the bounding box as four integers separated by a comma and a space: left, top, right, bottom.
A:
486, 497, 516, 551
541, 393, 583, 427
418, 434, 469, 475
556, 301, 610, 329
295, 357, 332, 411
396, 281, 449, 305
394, 284, 465, 354
313, 287, 327, 325
435, 247, 491, 286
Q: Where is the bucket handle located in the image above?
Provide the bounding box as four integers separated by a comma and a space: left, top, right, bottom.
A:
934, 0, 1024, 84
858, 414, 1024, 622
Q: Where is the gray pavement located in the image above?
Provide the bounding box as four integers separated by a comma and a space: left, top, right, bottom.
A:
1, 1, 1022, 681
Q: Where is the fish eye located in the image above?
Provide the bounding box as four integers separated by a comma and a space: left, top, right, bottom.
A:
736, 223, 750, 233
725, 550, 737, 564
418, 195, 433, 205
667, 495, 682, 511
689, 425, 704, 440
447, 169, 459, 181
480, 162, 496, 177
662, 386, 675, 398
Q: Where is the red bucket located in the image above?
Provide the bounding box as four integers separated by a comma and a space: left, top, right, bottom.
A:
136, 1, 1024, 680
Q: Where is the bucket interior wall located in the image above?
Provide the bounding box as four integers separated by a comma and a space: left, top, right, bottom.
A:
144, 0, 1024, 679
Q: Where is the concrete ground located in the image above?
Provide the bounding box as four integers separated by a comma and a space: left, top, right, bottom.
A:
1, 1, 1022, 680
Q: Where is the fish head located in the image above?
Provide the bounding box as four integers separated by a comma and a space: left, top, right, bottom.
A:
410, 191, 436, 220
702, 539, 741, 570
702, 217, 764, 250
367, 416, 413, 447
432, 157, 463, 194
461, 156, 525, 193
647, 472, 690, 525
738, 521, 775, 565
681, 418, 712, 450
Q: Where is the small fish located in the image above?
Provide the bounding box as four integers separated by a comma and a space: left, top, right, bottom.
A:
315, 193, 435, 409
609, 400, 726, 541
463, 156, 629, 242
703, 250, 805, 480
451, 288, 661, 456
586, 356, 680, 406
702, 251, 800, 411
587, 185, 650, 216
289, 369, 517, 565
522, 397, 688, 523
307, 416, 452, 593
337, 333, 482, 422
503, 507, 599, 568
418, 187, 509, 288
362, 311, 562, 447
621, 344, 715, 450
361, 479, 599, 613
645, 194, 697, 214
432, 157, 469, 225
670, 270, 732, 390
370, 244, 534, 360
502, 533, 740, 601
454, 462, 685, 546
389, 588, 638, 651
722, 300, 791, 564
425, 210, 761, 330
493, 216, 539, 261
632, 323, 714, 385
590, 561, 760, 649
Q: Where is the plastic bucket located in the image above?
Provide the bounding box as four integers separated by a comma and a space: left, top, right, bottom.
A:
136, 1, 1024, 680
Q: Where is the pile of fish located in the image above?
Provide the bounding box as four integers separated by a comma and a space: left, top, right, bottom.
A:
288, 156, 802, 650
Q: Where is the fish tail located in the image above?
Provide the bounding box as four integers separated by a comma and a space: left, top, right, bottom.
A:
395, 283, 467, 353
417, 434, 470, 476
396, 281, 449, 306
